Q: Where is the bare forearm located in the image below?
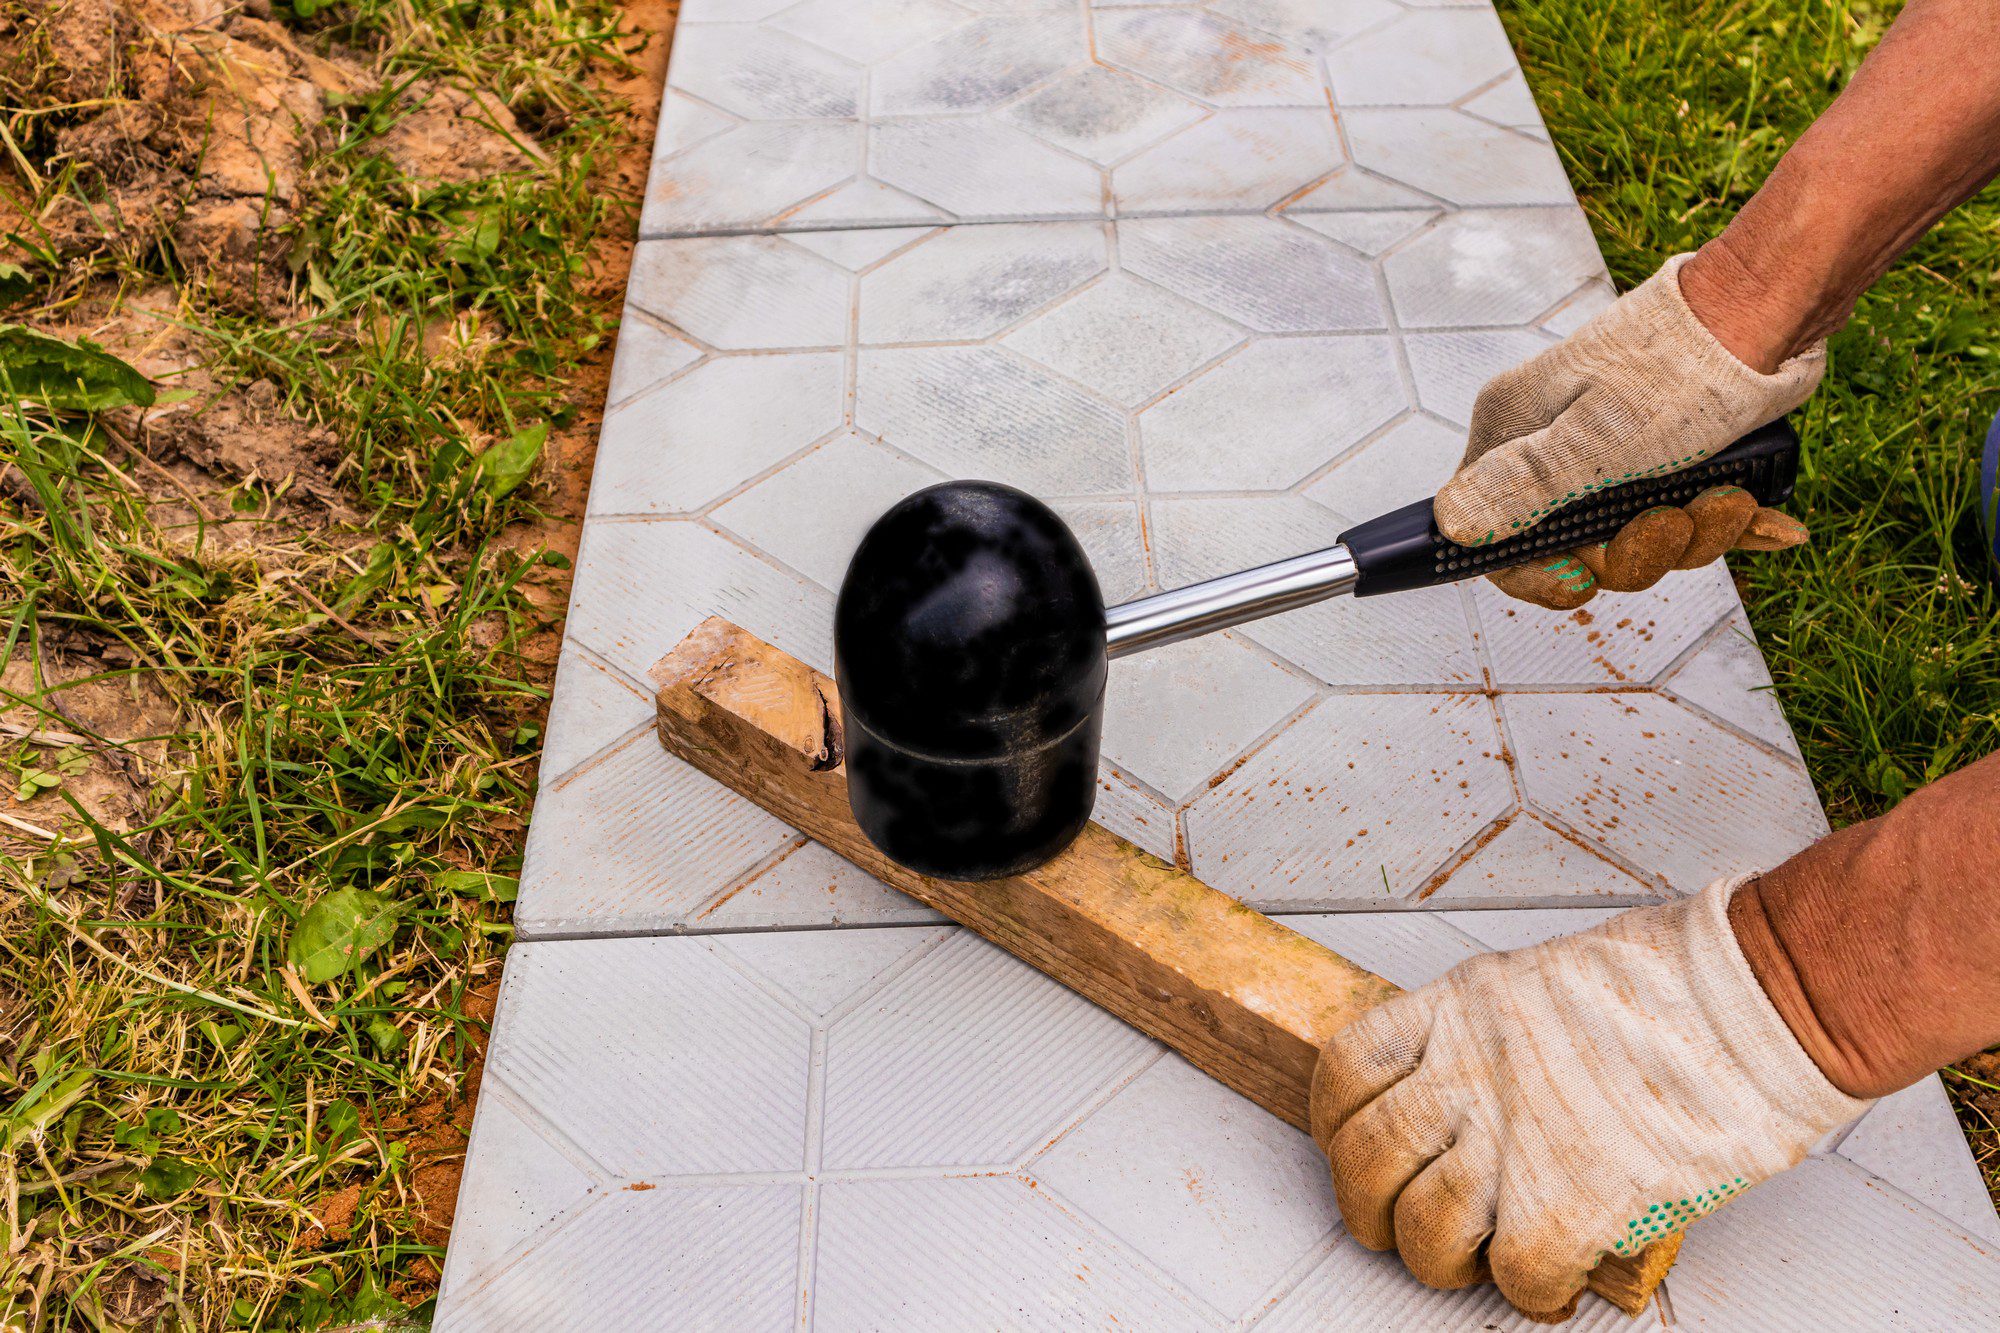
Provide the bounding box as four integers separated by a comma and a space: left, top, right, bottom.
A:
1680, 0, 2000, 371
1730, 750, 2000, 1099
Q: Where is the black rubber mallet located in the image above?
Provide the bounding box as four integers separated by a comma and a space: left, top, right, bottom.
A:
835, 422, 1800, 881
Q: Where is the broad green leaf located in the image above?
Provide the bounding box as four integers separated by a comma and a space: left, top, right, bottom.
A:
289, 888, 402, 983
436, 870, 518, 903
0, 325, 154, 411
476, 422, 546, 498
323, 1100, 362, 1146
0, 263, 32, 307
139, 1155, 201, 1198
368, 1016, 408, 1056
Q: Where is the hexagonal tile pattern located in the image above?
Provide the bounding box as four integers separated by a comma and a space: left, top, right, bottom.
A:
1101, 631, 1315, 802
1187, 693, 1515, 908
1001, 64, 1206, 165
1032, 1054, 1338, 1318
1384, 207, 1605, 328
1140, 336, 1405, 490
1121, 215, 1386, 332
821, 931, 1154, 1167
451, 11, 1994, 1323
1344, 108, 1575, 207
857, 221, 1106, 343
1003, 272, 1244, 407
1325, 7, 1518, 106
589, 351, 844, 515
1505, 691, 1829, 894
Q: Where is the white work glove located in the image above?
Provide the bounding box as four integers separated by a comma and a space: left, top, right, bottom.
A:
1309, 878, 1871, 1319
1435, 254, 1824, 610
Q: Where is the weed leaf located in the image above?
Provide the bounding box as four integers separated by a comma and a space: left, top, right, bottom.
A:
0, 263, 32, 308
139, 1155, 201, 1198
477, 422, 545, 498
0, 325, 155, 411
290, 888, 402, 983
436, 869, 517, 903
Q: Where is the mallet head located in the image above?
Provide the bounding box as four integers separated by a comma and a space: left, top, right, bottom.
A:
834, 480, 1106, 881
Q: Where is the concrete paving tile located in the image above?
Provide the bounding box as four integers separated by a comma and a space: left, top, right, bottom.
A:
1102, 632, 1315, 803
1284, 165, 1440, 211
1435, 904, 1629, 951
628, 236, 849, 350
641, 119, 859, 238
1471, 564, 1741, 686
439, 1183, 803, 1331
562, 519, 834, 682
589, 352, 845, 516
813, 1176, 1219, 1330
670, 24, 861, 120
1094, 765, 1180, 862
603, 312, 703, 407
437, 1091, 601, 1296
770, 0, 971, 65
1460, 69, 1548, 137
870, 13, 1086, 117
1144, 491, 1481, 686
1032, 1054, 1338, 1318
1667, 1156, 2000, 1328
1505, 691, 1829, 895
711, 430, 945, 591
679, 0, 795, 18
1290, 207, 1438, 256
1112, 107, 1343, 215
1209, 0, 1402, 51
1186, 693, 1515, 907
822, 932, 1156, 1168
1660, 610, 1801, 753
1139, 336, 1406, 491
783, 177, 950, 229
1422, 815, 1656, 904
1283, 911, 1486, 987
697, 840, 947, 929
870, 115, 1105, 220
855, 345, 1132, 494
517, 733, 797, 938
485, 937, 813, 1175
1303, 415, 1464, 524
1120, 215, 1385, 333
1540, 277, 1617, 336
782, 224, 937, 271
1836, 1077, 2000, 1247
1252, 1236, 1654, 1330
654, 88, 736, 157
1344, 108, 1574, 206
1004, 272, 1244, 407
1097, 8, 1324, 106
1383, 207, 1605, 327
857, 221, 1106, 343
1049, 497, 1150, 602
1402, 327, 1558, 424
1000, 63, 1207, 165
1326, 7, 1517, 106
713, 924, 952, 1018
534, 646, 653, 784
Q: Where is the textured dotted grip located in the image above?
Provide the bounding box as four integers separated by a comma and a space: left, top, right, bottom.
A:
1337, 419, 1801, 598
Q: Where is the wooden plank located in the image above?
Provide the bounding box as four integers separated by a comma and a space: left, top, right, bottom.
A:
650, 617, 1677, 1318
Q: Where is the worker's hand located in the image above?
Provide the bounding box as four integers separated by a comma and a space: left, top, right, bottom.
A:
1309, 879, 1870, 1319
1434, 254, 1823, 610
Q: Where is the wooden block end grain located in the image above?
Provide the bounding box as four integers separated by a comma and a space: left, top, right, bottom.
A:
650, 617, 1673, 1318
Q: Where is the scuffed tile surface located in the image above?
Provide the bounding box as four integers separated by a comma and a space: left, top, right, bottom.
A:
1836, 1077, 2000, 1246
451, 5, 1997, 1326
1667, 1157, 2000, 1327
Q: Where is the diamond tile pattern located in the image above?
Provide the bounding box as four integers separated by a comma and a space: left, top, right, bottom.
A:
447, 5, 1998, 1327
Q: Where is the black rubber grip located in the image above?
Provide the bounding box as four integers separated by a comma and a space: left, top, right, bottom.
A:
1335, 418, 1801, 598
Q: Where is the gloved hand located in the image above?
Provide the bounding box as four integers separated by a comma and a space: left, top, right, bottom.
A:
1309, 878, 1870, 1319
1434, 254, 1824, 610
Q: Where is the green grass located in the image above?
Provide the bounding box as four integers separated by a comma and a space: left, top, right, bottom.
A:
0, 0, 639, 1326
1499, 0, 2000, 1195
